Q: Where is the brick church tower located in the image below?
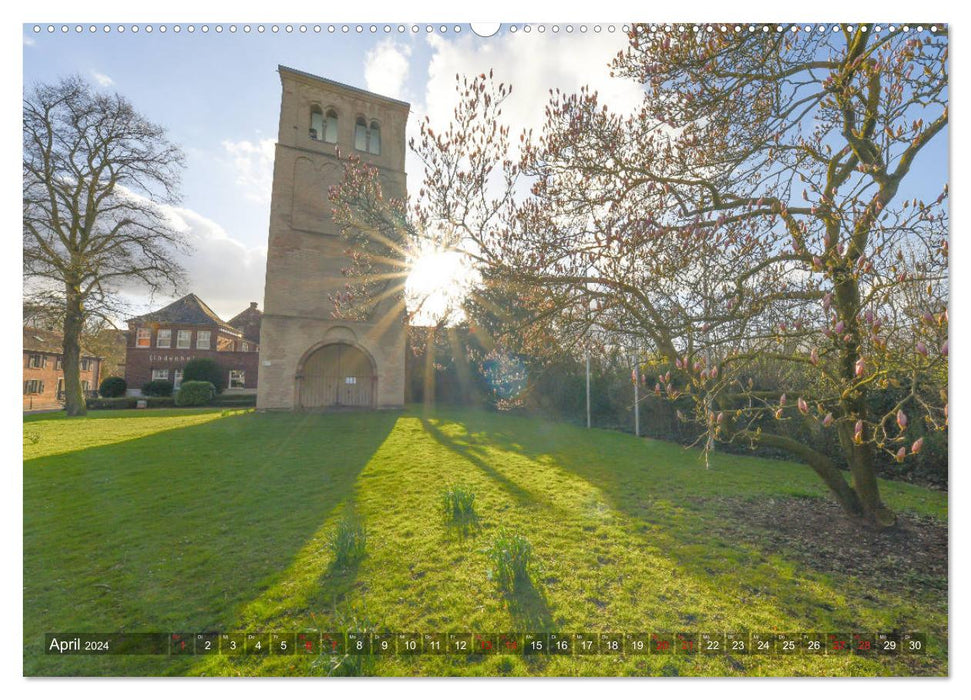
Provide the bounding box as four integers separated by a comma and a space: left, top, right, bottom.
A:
257, 66, 410, 410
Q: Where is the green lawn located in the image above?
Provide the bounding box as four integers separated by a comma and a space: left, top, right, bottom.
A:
23, 407, 947, 676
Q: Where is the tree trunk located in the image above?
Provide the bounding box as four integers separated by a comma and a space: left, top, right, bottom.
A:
836, 422, 898, 528
750, 431, 864, 517
61, 283, 87, 417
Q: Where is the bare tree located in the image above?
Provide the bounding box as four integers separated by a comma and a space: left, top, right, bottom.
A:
23, 76, 188, 415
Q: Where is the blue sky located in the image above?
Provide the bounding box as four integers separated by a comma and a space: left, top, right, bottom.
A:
22, 22, 948, 322
23, 23, 650, 320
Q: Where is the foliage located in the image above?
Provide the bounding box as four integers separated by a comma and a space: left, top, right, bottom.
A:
99, 376, 127, 398
141, 379, 174, 397
23, 76, 187, 416
332, 28, 949, 529
440, 484, 478, 523
182, 358, 227, 393
211, 393, 257, 407
175, 380, 215, 407
329, 514, 367, 568
486, 530, 535, 590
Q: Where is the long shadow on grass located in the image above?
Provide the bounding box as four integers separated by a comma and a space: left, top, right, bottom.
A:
420, 411, 914, 640
23, 410, 397, 676
421, 417, 536, 507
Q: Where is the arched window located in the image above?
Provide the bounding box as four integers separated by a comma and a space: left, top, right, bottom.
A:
324, 109, 339, 144
368, 120, 381, 155
354, 117, 368, 151
310, 106, 324, 141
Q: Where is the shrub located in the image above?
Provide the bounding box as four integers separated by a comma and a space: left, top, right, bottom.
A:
98, 376, 127, 397
329, 515, 367, 568
87, 397, 136, 410
441, 484, 477, 522
175, 380, 215, 407
211, 393, 257, 407
141, 379, 173, 397
487, 530, 534, 590
182, 358, 226, 393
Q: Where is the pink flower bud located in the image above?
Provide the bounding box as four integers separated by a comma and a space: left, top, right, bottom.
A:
835, 320, 845, 334
822, 413, 834, 427
911, 437, 924, 455
897, 410, 908, 430
774, 408, 783, 420
916, 341, 928, 356
716, 412, 725, 424
895, 447, 906, 463
941, 340, 949, 357
779, 393, 787, 407
798, 397, 809, 415
810, 348, 819, 365
855, 358, 865, 377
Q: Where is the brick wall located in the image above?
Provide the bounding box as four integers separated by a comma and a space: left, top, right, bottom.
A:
23, 351, 101, 411
125, 343, 260, 393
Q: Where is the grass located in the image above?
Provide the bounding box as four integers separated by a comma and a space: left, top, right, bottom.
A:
23, 406, 947, 677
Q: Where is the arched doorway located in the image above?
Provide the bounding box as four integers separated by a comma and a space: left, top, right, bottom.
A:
298, 342, 376, 409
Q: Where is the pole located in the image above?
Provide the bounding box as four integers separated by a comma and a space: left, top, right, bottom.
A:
633, 353, 640, 438
585, 350, 591, 429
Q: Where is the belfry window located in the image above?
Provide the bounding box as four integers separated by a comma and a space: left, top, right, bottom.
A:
354, 117, 381, 155
324, 109, 338, 143
354, 117, 368, 151
310, 106, 324, 141
368, 121, 381, 155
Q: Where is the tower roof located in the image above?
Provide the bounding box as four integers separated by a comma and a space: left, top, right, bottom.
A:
278, 65, 411, 110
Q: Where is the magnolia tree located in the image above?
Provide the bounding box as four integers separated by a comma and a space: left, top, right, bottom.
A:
330, 27, 947, 528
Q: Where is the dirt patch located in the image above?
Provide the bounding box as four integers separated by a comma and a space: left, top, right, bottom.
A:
695, 496, 948, 594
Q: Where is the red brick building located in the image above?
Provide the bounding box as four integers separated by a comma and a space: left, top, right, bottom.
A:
125, 294, 261, 395
23, 327, 102, 411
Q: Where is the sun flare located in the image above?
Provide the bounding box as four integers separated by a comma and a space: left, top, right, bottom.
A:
405, 249, 473, 326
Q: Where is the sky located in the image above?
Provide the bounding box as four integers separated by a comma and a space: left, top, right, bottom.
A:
22, 23, 647, 322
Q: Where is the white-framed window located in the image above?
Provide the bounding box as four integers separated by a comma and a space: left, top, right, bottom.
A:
81, 380, 90, 393
136, 327, 151, 347
24, 379, 44, 394
229, 369, 246, 389
152, 368, 169, 381
241, 341, 249, 352
55, 357, 63, 370
177, 330, 192, 349
80, 358, 91, 372
173, 369, 183, 390
345, 376, 357, 385
197, 330, 211, 350
27, 354, 45, 368
156, 328, 171, 348
56, 377, 64, 398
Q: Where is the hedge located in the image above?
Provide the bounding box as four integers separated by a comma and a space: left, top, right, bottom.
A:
141, 379, 174, 397
175, 381, 216, 407
86, 396, 176, 410
98, 376, 127, 398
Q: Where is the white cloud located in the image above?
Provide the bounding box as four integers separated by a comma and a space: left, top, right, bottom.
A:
161, 206, 267, 320
421, 31, 643, 143
114, 205, 267, 322
221, 138, 275, 205
23, 34, 36, 46
91, 71, 114, 87
363, 39, 412, 100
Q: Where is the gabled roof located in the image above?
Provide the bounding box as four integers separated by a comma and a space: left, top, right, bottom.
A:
128, 293, 238, 333
23, 326, 100, 359
227, 302, 262, 344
